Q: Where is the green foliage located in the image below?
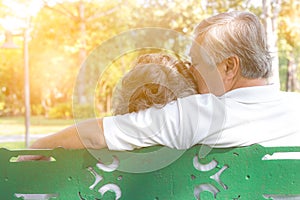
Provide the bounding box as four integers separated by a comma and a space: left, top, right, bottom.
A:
31, 104, 45, 116
0, 49, 24, 116
73, 104, 95, 119
48, 103, 98, 119
278, 0, 300, 91
48, 102, 72, 119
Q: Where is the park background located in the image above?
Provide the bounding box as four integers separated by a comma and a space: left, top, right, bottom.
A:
0, 0, 299, 149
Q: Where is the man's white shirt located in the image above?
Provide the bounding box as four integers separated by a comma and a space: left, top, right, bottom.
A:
103, 85, 300, 151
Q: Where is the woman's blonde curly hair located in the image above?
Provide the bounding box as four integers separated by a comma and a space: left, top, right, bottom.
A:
112, 53, 198, 115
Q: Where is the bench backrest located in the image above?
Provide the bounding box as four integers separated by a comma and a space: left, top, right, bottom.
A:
1, 144, 300, 199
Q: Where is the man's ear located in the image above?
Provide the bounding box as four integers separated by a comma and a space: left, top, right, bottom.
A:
224, 55, 239, 79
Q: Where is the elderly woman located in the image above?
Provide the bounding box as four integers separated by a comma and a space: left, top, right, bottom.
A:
112, 53, 198, 115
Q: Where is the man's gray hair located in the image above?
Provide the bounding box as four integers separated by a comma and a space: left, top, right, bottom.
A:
193, 10, 272, 79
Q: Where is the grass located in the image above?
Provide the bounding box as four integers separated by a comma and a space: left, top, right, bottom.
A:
0, 116, 74, 135
0, 142, 26, 149
0, 116, 74, 149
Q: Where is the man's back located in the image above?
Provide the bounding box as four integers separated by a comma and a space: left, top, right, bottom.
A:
179, 85, 300, 148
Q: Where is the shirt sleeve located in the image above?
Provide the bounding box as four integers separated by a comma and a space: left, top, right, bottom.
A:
103, 94, 224, 151
103, 101, 182, 151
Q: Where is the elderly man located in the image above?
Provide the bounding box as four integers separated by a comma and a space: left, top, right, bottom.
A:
30, 10, 300, 151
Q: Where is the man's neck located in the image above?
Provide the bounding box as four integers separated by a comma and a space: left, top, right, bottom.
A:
231, 77, 268, 91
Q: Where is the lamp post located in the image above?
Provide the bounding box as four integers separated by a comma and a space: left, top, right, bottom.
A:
1, 29, 31, 148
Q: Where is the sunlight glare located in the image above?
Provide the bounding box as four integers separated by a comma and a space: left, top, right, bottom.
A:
3, 0, 43, 18
1, 0, 43, 32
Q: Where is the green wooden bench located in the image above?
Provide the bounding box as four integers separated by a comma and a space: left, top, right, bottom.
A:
1, 144, 300, 199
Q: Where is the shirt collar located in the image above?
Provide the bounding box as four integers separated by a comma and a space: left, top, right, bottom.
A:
221, 84, 281, 103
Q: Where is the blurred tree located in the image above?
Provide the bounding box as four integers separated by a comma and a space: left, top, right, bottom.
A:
278, 0, 300, 92
0, 49, 24, 115
262, 0, 281, 87
201, 0, 252, 14
28, 0, 127, 116
0, 0, 38, 116
41, 0, 124, 105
